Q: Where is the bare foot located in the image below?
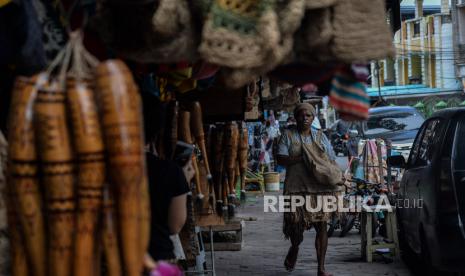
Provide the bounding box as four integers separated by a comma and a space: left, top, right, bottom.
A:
284, 246, 299, 272
317, 271, 333, 276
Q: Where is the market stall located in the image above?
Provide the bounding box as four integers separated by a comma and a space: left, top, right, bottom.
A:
0, 0, 396, 275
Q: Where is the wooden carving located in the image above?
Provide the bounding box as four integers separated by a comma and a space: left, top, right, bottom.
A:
225, 122, 239, 199
178, 111, 203, 200
189, 102, 217, 210
238, 125, 249, 196
212, 126, 225, 211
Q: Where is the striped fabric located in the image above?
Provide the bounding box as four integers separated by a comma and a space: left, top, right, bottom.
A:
329, 72, 370, 121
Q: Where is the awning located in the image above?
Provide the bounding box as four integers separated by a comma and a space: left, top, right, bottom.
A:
367, 85, 461, 99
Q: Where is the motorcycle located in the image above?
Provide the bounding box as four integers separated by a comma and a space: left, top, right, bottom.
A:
329, 177, 391, 238
330, 132, 348, 156
348, 178, 390, 238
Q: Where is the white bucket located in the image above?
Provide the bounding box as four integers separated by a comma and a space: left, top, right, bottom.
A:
264, 172, 280, 192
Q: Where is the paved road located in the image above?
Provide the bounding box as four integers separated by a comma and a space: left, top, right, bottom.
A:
210, 194, 413, 276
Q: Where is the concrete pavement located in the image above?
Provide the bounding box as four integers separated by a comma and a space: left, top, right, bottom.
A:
208, 157, 413, 275
210, 194, 413, 276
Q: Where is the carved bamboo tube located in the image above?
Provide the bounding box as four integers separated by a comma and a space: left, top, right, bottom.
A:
67, 78, 105, 276
34, 80, 75, 276
95, 60, 148, 276
7, 76, 46, 276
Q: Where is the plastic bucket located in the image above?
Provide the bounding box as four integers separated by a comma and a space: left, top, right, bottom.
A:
264, 172, 280, 192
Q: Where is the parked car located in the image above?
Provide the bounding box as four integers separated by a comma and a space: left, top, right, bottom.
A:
387, 108, 465, 273
364, 106, 425, 160
329, 106, 425, 159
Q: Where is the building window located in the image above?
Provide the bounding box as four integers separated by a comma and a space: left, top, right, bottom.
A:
410, 54, 422, 84
459, 7, 465, 44
413, 22, 421, 38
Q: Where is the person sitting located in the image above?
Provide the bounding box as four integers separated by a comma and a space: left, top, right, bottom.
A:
141, 92, 195, 266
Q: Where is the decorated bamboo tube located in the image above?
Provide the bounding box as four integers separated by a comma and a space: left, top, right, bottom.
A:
4, 185, 29, 276
67, 78, 105, 276
189, 102, 212, 178
178, 111, 203, 200
189, 102, 216, 208
225, 122, 239, 198
222, 172, 229, 205
2, 130, 28, 276
101, 184, 122, 276
238, 126, 249, 193
7, 76, 46, 276
212, 127, 224, 209
205, 126, 216, 208
235, 161, 241, 189
139, 175, 151, 264
34, 79, 75, 276
95, 60, 148, 276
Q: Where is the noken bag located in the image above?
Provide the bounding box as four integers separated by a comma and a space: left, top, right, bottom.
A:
300, 131, 343, 187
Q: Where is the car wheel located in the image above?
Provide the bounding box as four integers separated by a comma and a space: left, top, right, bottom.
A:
420, 231, 440, 276
398, 221, 415, 263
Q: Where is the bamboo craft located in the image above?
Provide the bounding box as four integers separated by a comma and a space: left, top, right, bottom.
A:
139, 175, 151, 266
235, 162, 241, 198
205, 125, 216, 209
189, 102, 212, 179
95, 60, 148, 276
2, 131, 28, 276
178, 111, 204, 200
225, 122, 239, 199
67, 78, 105, 276
34, 80, 75, 276
101, 184, 122, 276
189, 102, 216, 208
7, 76, 46, 276
212, 126, 225, 211
238, 125, 249, 196
4, 185, 29, 276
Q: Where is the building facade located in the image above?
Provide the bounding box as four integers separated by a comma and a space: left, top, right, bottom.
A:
370, 0, 464, 109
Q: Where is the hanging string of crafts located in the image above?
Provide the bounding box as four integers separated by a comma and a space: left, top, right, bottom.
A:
6, 31, 150, 276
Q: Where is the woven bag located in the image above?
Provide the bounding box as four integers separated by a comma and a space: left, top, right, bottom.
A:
218, 0, 306, 88
199, 0, 280, 69
304, 0, 338, 9
92, 0, 197, 63
300, 131, 343, 187
293, 7, 335, 64
331, 0, 395, 62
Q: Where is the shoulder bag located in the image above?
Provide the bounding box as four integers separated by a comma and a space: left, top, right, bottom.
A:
299, 130, 343, 187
